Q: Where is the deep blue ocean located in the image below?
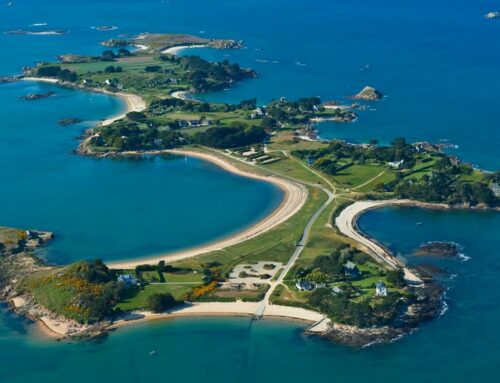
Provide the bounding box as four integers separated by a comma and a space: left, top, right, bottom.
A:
0, 1, 499, 382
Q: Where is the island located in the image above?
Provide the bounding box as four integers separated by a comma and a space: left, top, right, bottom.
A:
353, 86, 383, 101
3, 32, 499, 347
485, 12, 500, 19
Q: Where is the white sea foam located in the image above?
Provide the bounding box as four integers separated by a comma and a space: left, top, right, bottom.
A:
458, 253, 471, 262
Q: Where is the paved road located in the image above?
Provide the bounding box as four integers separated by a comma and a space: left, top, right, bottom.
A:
262, 187, 334, 304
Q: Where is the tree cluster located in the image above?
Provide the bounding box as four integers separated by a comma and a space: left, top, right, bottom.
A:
192, 123, 267, 148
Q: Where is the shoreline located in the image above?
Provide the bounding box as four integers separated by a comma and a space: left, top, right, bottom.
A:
20, 77, 146, 126
335, 199, 448, 283
162, 44, 207, 56
17, 76, 308, 272
334, 199, 498, 283
109, 302, 326, 333
170, 90, 201, 102
108, 148, 308, 269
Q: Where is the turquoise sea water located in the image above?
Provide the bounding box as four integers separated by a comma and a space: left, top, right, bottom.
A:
0, 80, 282, 264
0, 0, 499, 381
2, 208, 498, 383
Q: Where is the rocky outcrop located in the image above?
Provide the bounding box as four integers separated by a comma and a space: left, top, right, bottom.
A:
101, 39, 129, 47
58, 118, 82, 126
317, 280, 445, 347
322, 323, 406, 347
353, 86, 383, 101
414, 241, 461, 257
485, 12, 500, 19
58, 54, 98, 63
20, 92, 55, 101
207, 39, 244, 50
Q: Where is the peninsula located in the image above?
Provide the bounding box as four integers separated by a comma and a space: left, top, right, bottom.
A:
3, 32, 499, 347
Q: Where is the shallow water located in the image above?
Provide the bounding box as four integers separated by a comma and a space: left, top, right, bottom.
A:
0, 80, 282, 264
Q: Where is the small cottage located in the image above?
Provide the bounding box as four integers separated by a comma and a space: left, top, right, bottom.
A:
295, 280, 315, 291
332, 286, 343, 296
375, 281, 388, 297
117, 274, 139, 288
344, 261, 361, 279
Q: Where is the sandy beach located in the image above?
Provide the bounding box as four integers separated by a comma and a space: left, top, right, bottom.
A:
98, 91, 146, 126
19, 76, 306, 273
170, 90, 200, 102
334, 199, 445, 283
110, 301, 327, 332
162, 44, 207, 55
108, 149, 308, 269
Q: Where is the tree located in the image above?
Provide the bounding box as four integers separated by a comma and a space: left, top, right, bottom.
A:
118, 48, 131, 57
37, 65, 61, 77
101, 50, 116, 61
386, 268, 405, 287
144, 65, 161, 73
126, 111, 147, 121
158, 260, 166, 273
146, 293, 176, 313
261, 117, 278, 130
238, 98, 257, 110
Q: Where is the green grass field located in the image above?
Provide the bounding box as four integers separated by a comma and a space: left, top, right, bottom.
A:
173, 186, 328, 275
116, 283, 195, 311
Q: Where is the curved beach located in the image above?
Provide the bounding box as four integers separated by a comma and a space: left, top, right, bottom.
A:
109, 302, 326, 334
109, 149, 308, 269
18, 77, 306, 269
335, 199, 436, 283
21, 77, 146, 126
162, 44, 207, 55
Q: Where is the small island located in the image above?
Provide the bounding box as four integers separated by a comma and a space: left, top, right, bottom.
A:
6, 29, 66, 35
353, 86, 384, 101
485, 12, 500, 19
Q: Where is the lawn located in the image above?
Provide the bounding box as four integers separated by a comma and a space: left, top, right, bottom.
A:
116, 283, 196, 311
173, 186, 328, 275
332, 163, 391, 190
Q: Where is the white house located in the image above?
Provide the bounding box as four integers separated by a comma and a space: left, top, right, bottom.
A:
387, 159, 404, 169
375, 281, 388, 297
344, 261, 361, 279
295, 280, 314, 291
332, 286, 343, 296
117, 274, 139, 288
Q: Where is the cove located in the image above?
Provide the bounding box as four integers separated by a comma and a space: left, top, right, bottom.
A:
0, 80, 283, 265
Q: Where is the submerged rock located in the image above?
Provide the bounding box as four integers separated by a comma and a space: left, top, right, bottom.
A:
58, 118, 82, 126
353, 86, 383, 101
20, 91, 55, 101
414, 241, 461, 257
